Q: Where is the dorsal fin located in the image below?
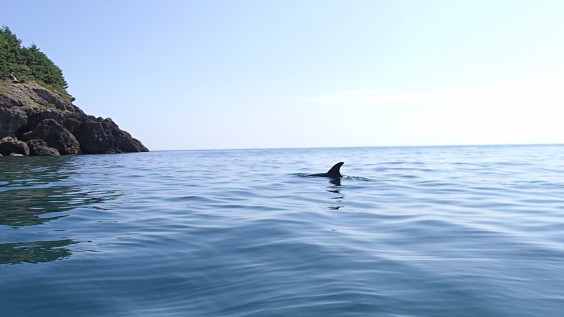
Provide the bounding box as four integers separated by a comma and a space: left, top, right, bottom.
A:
326, 162, 344, 178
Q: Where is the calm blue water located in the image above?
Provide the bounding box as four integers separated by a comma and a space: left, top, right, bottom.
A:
1, 145, 564, 316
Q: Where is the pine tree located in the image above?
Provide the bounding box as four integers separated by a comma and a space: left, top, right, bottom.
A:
0, 26, 68, 91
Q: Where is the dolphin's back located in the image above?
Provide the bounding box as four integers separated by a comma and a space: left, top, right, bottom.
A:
307, 162, 344, 178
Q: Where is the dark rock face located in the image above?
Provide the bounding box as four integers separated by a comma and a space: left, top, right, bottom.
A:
22, 119, 80, 155
76, 117, 148, 154
0, 106, 27, 137
76, 120, 111, 154
27, 139, 60, 156
0, 136, 29, 156
30, 87, 75, 112
63, 117, 82, 134
0, 81, 148, 156
114, 127, 148, 153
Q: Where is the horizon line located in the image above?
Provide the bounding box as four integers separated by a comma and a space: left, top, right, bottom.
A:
147, 142, 564, 152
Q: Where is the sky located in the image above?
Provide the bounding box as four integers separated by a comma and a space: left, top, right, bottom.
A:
2, 0, 563, 150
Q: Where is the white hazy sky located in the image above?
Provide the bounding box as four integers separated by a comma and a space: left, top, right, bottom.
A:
2, 0, 563, 150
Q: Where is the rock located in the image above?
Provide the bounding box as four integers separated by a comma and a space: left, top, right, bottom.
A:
0, 91, 26, 108
1, 80, 148, 155
76, 117, 148, 154
22, 119, 80, 155
62, 117, 82, 134
0, 106, 27, 137
0, 81, 72, 111
76, 120, 112, 154
104, 118, 148, 153
113, 128, 148, 153
0, 136, 30, 156
30, 87, 74, 112
27, 139, 60, 156
24, 107, 66, 128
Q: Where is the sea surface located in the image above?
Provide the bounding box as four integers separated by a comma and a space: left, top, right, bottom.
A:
1, 145, 564, 316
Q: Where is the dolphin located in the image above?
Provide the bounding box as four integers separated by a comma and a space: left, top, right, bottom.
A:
307, 162, 344, 178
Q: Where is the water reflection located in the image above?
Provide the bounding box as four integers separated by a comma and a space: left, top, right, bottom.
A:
1, 157, 72, 227
329, 178, 341, 186
0, 156, 121, 228
0, 156, 74, 186
0, 156, 121, 264
327, 181, 344, 210
0, 186, 73, 226
0, 239, 76, 264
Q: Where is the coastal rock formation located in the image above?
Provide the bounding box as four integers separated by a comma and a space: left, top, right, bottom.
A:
27, 139, 60, 156
0, 136, 29, 156
22, 119, 80, 155
0, 80, 148, 156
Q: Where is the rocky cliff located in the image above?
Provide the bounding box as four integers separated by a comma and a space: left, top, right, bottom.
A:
0, 80, 148, 156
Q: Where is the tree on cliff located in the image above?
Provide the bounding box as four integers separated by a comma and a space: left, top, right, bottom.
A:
0, 26, 68, 91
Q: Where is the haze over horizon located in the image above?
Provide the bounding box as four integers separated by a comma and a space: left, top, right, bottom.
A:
2, 1, 563, 150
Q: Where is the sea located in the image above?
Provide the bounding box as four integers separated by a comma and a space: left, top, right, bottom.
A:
1, 145, 563, 316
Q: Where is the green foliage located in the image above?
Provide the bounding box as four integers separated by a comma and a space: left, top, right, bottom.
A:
0, 26, 68, 92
